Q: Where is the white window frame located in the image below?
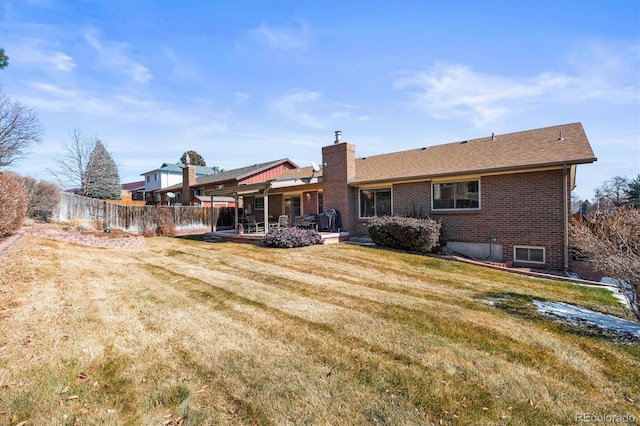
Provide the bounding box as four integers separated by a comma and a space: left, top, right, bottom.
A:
359, 187, 392, 218
432, 179, 480, 211
513, 245, 546, 264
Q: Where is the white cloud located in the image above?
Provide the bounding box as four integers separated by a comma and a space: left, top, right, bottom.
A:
393, 63, 573, 126
566, 41, 640, 103
272, 89, 325, 128
7, 38, 76, 72
270, 89, 358, 129
393, 44, 639, 127
83, 28, 153, 84
247, 22, 310, 51
234, 91, 250, 105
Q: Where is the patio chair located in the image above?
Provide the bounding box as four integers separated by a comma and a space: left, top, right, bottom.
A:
246, 216, 265, 233
278, 215, 288, 228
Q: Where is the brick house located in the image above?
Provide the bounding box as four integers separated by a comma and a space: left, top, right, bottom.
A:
204, 122, 596, 271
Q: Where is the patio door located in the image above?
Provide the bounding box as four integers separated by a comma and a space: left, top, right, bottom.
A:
284, 196, 301, 225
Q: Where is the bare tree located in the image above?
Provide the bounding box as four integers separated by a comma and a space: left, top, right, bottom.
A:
49, 129, 120, 199
596, 176, 629, 210
15, 175, 62, 222
49, 129, 96, 194
0, 91, 42, 168
570, 207, 640, 321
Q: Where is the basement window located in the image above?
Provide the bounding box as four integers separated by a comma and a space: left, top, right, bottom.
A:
514, 246, 545, 264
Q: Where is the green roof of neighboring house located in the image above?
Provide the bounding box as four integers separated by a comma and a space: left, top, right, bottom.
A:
141, 163, 217, 176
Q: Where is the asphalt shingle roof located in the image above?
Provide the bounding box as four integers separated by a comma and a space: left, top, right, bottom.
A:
193, 159, 293, 187
350, 122, 596, 184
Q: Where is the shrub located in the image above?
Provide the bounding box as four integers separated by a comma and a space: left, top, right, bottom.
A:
260, 227, 323, 248
0, 172, 28, 236
570, 208, 640, 321
15, 175, 61, 222
368, 215, 441, 253
154, 205, 176, 237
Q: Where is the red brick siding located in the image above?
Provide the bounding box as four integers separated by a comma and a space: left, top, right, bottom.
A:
354, 182, 431, 236
431, 170, 568, 270
322, 143, 357, 233
302, 191, 318, 215
181, 165, 196, 204
393, 182, 431, 217
268, 194, 283, 217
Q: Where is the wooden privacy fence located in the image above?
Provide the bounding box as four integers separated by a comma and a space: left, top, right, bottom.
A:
55, 193, 237, 233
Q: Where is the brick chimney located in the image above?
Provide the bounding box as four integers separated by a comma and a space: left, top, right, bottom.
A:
181, 156, 196, 205
321, 131, 356, 234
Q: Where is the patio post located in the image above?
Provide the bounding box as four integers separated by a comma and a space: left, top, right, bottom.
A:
234, 192, 239, 232
263, 187, 270, 233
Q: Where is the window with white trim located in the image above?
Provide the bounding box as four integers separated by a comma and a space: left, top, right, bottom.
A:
359, 188, 391, 218
514, 246, 545, 264
432, 180, 479, 210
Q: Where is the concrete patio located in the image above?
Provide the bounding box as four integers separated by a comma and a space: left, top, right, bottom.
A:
205, 230, 350, 245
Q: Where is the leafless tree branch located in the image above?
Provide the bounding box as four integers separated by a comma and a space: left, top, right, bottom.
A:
571, 207, 640, 321
0, 91, 42, 168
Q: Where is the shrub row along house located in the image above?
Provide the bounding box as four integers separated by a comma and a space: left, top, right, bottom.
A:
150, 122, 596, 271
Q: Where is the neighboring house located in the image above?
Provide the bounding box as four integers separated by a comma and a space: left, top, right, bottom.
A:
157, 158, 298, 207
121, 181, 146, 202
190, 195, 236, 208
141, 162, 218, 203
204, 123, 596, 271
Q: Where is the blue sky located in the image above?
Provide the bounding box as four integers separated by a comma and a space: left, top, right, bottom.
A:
1, 0, 638, 200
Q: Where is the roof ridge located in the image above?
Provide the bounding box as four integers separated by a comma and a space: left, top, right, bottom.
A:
355, 122, 583, 161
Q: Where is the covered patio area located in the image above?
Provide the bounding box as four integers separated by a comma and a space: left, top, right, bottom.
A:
203, 181, 349, 244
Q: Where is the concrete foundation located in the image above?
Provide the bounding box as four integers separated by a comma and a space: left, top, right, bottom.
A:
446, 241, 503, 263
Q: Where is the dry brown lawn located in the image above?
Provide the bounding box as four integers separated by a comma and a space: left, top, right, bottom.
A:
0, 234, 638, 425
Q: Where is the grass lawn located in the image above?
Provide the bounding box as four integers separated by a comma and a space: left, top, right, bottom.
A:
0, 235, 638, 425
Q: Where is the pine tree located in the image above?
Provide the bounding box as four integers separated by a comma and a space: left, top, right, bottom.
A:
85, 141, 121, 199
180, 150, 206, 166
626, 174, 640, 208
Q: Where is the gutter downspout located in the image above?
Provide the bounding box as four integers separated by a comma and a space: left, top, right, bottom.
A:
563, 164, 569, 271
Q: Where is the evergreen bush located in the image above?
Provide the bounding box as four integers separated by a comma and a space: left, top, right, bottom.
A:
260, 227, 323, 248
368, 215, 441, 253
